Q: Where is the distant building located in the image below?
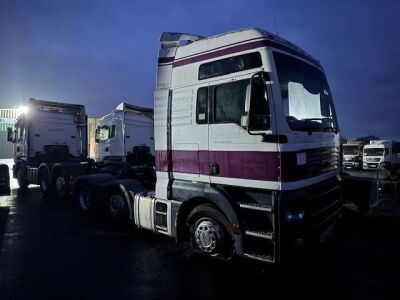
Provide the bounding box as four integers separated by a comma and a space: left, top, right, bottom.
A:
0, 109, 18, 158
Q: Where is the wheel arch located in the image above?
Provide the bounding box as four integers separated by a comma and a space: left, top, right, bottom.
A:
173, 181, 242, 254
38, 163, 50, 179
101, 179, 148, 220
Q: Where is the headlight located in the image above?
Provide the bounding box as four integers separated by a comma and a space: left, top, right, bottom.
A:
286, 210, 305, 222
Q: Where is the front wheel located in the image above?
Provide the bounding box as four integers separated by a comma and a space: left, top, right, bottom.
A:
187, 205, 234, 259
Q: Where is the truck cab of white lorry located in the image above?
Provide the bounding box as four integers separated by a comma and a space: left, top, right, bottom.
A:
115, 28, 342, 264
342, 141, 366, 169
7, 98, 88, 192
73, 103, 156, 216
363, 140, 400, 170
95, 102, 154, 163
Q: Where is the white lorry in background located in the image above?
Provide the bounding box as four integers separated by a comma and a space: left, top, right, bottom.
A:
73, 103, 156, 216
363, 140, 400, 170
95, 102, 154, 162
342, 141, 367, 169
7, 99, 155, 204
7, 98, 88, 192
74, 28, 343, 264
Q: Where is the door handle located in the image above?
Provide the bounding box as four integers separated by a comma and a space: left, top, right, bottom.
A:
209, 163, 220, 176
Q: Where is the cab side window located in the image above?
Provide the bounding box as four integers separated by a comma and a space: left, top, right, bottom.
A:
15, 122, 25, 142
196, 87, 208, 124
214, 80, 248, 124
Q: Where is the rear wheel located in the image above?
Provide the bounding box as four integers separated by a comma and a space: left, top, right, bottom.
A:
107, 190, 129, 221
77, 184, 93, 212
187, 204, 234, 259
53, 169, 69, 200
17, 169, 28, 190
38, 169, 51, 195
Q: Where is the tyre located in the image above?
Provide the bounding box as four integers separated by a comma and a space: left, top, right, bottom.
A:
77, 184, 93, 212
187, 204, 234, 259
107, 190, 129, 221
38, 169, 51, 195
53, 169, 69, 200
17, 169, 28, 190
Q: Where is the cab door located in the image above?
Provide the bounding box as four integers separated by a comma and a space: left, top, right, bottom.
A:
208, 75, 277, 186
171, 85, 210, 183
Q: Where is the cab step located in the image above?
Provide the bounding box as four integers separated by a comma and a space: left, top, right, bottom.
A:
245, 230, 274, 240
243, 253, 274, 263
239, 202, 273, 212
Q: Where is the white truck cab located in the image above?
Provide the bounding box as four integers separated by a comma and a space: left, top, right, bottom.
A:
363, 140, 400, 170
127, 28, 343, 263
7, 98, 87, 191
95, 103, 154, 162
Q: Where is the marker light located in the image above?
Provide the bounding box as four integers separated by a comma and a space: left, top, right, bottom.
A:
286, 210, 305, 222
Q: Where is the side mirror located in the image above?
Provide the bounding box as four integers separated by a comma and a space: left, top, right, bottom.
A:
7, 127, 14, 143
95, 127, 100, 143
246, 71, 271, 132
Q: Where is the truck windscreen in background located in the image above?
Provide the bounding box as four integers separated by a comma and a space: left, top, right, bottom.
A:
96, 125, 115, 142
343, 146, 359, 155
274, 51, 338, 133
364, 148, 387, 156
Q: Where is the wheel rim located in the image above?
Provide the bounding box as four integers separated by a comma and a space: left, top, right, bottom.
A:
109, 194, 125, 216
194, 218, 223, 255
79, 186, 91, 211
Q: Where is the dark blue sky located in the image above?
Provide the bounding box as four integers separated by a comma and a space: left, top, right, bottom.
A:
0, 0, 399, 140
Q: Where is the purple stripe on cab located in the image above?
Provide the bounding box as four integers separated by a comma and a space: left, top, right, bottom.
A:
171, 39, 320, 68
156, 150, 281, 181
158, 56, 175, 64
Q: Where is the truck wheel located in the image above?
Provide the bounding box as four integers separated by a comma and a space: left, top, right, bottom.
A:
17, 169, 28, 190
53, 169, 69, 200
39, 169, 51, 195
187, 204, 234, 259
108, 190, 128, 220
77, 184, 93, 212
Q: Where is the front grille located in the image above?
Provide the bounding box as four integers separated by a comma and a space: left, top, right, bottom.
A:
307, 147, 340, 177
281, 147, 340, 181
367, 157, 381, 162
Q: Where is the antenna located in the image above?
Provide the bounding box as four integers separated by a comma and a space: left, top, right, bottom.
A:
274, 15, 279, 36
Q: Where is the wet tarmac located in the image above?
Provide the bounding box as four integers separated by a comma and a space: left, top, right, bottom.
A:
0, 162, 399, 299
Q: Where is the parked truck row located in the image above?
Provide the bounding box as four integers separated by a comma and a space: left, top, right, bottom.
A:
7, 28, 343, 264
342, 140, 400, 171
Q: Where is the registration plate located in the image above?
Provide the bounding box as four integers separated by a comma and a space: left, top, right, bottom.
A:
320, 225, 334, 243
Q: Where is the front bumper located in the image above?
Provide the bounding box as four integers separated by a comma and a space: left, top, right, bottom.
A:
343, 161, 361, 169
278, 176, 343, 262
238, 176, 343, 264
363, 162, 382, 170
